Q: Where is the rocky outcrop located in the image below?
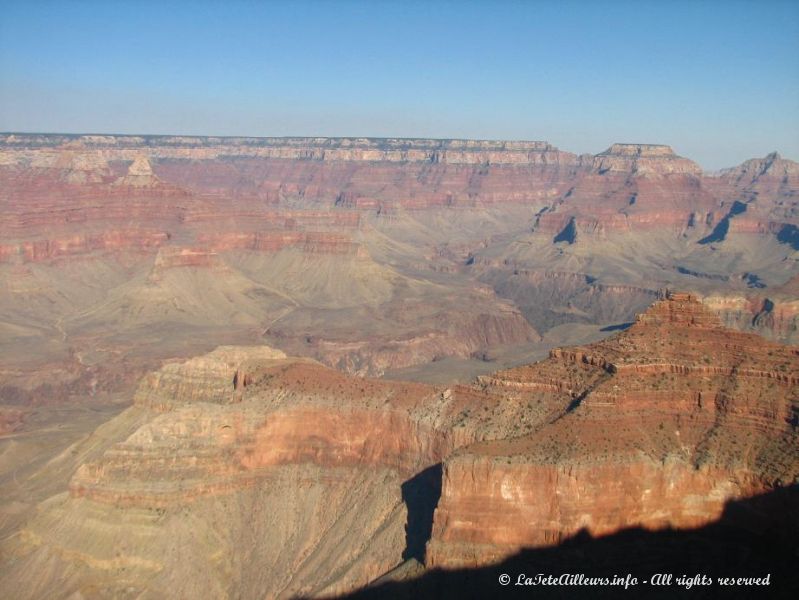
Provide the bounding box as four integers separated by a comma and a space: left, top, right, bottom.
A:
702, 153, 799, 245
427, 458, 766, 568
131, 345, 287, 411
591, 143, 702, 176
51, 150, 112, 184
533, 144, 718, 239
2, 346, 482, 598
114, 155, 160, 187
634, 291, 723, 326
427, 293, 799, 567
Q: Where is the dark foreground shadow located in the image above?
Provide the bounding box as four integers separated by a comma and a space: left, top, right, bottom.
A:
401, 463, 442, 562
334, 486, 799, 599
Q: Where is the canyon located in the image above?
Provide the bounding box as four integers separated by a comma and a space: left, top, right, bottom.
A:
0, 294, 796, 598
1, 135, 797, 399
0, 134, 798, 597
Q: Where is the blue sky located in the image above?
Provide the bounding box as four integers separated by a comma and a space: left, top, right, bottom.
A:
1, 0, 797, 169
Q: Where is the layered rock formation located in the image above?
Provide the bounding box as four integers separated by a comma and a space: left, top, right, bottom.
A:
427, 293, 798, 567
1, 295, 796, 598
1, 134, 796, 260
0, 346, 467, 598
533, 144, 717, 240
592, 143, 702, 176
1, 133, 797, 411
0, 135, 574, 166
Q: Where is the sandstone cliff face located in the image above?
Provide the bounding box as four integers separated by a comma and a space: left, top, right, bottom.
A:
426, 293, 799, 567
427, 459, 765, 568
1, 134, 795, 266
131, 345, 287, 410
528, 145, 799, 249
0, 136, 794, 222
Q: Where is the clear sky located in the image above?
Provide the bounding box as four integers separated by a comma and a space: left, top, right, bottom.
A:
1, 0, 797, 169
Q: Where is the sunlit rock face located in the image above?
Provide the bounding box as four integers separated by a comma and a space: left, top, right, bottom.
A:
427, 293, 799, 568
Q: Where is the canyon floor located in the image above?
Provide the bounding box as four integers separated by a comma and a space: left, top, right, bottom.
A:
0, 135, 798, 598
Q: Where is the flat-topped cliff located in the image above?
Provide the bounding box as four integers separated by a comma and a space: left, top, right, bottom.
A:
590, 143, 702, 176
0, 134, 574, 166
